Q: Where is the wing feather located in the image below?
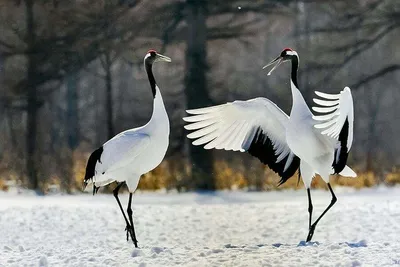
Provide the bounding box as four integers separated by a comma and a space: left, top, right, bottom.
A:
205, 121, 238, 149
184, 118, 219, 130
314, 91, 340, 99
192, 130, 221, 146
183, 113, 216, 122
314, 118, 338, 129
186, 105, 224, 115
313, 98, 340, 106
312, 106, 338, 113
184, 98, 300, 183
312, 87, 354, 174
222, 122, 245, 150
313, 87, 354, 150
312, 111, 340, 121
187, 123, 219, 139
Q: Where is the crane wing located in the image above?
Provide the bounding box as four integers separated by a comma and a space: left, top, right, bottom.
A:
183, 97, 299, 185
312, 87, 354, 173
83, 131, 150, 193
96, 132, 151, 175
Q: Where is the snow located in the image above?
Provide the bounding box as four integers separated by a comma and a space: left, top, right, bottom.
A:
1, 187, 400, 266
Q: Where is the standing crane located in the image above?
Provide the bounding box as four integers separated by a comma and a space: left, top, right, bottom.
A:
183, 48, 356, 242
83, 50, 171, 247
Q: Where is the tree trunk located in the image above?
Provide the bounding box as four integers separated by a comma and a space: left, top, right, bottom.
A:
295, 0, 311, 98
365, 101, 378, 172
66, 71, 80, 150
63, 71, 80, 193
25, 0, 40, 192
184, 0, 215, 190
104, 53, 114, 140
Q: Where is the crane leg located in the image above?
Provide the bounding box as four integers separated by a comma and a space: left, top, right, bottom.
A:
113, 182, 131, 241
307, 188, 313, 229
306, 183, 337, 242
127, 193, 138, 248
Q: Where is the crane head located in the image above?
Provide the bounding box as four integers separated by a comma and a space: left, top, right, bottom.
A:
144, 49, 172, 65
262, 48, 298, 76
280, 48, 295, 57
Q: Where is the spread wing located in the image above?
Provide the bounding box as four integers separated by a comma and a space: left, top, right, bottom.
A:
312, 87, 354, 173
183, 97, 299, 185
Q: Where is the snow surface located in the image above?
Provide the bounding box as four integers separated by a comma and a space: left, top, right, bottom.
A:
1, 187, 400, 266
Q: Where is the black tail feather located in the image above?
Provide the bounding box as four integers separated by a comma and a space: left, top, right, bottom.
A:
333, 118, 349, 174
83, 146, 104, 190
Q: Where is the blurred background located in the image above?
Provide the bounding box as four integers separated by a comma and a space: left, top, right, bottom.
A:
0, 0, 399, 194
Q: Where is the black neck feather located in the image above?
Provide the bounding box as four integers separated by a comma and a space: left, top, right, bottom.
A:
291, 55, 299, 89
145, 62, 156, 98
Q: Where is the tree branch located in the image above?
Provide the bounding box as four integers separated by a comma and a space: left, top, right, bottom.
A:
350, 64, 400, 89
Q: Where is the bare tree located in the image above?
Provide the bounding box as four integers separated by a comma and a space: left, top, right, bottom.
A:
0, 0, 144, 191
183, 0, 214, 189
307, 0, 400, 90
159, 0, 298, 190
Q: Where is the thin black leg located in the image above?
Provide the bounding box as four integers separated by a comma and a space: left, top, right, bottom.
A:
307, 188, 313, 230
113, 182, 131, 241
306, 183, 337, 242
127, 193, 138, 248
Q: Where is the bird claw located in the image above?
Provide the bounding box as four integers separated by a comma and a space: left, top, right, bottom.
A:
125, 224, 138, 247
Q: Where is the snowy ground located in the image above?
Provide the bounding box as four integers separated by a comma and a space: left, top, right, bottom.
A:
1, 187, 400, 267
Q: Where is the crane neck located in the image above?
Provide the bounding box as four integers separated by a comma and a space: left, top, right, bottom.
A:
145, 64, 169, 130
288, 53, 313, 119
290, 55, 299, 89
145, 61, 157, 98
141, 58, 169, 135
147, 84, 169, 133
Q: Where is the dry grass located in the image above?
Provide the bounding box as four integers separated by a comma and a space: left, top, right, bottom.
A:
211, 162, 382, 191
214, 160, 247, 190
384, 167, 400, 186
138, 161, 171, 190
0, 177, 7, 191
1, 150, 400, 193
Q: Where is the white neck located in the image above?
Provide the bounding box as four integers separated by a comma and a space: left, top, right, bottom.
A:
289, 81, 312, 120
147, 86, 170, 133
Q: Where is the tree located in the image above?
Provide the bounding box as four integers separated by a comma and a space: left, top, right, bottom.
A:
0, 0, 144, 191
24, 0, 39, 190
159, 0, 299, 190
184, 0, 214, 190
307, 0, 400, 90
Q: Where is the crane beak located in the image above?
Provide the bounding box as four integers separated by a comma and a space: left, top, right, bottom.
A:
155, 53, 172, 63
262, 56, 283, 76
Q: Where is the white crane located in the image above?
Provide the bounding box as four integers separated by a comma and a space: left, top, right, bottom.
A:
183, 48, 356, 242
83, 50, 171, 247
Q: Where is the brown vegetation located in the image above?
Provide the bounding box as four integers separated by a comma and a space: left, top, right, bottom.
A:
2, 150, 398, 193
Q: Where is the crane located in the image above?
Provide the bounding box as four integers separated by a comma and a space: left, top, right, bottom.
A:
183, 48, 356, 242
83, 50, 171, 247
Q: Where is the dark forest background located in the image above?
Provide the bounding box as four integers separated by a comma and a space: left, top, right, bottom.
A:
0, 0, 399, 194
